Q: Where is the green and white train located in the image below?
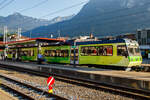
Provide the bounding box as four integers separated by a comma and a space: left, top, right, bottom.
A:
6, 38, 142, 68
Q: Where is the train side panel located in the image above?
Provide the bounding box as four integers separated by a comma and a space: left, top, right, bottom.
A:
42, 46, 70, 64
21, 47, 38, 61
7, 49, 13, 59
78, 43, 130, 67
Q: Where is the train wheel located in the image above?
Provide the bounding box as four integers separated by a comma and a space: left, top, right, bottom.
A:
125, 67, 132, 72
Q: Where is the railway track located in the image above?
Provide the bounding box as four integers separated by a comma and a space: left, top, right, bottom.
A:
0, 83, 35, 100
0, 73, 67, 100
0, 64, 150, 100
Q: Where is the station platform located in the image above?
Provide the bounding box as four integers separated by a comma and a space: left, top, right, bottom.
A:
0, 61, 150, 93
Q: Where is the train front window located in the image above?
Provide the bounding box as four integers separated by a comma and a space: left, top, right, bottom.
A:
134, 48, 141, 56
135, 48, 140, 53
128, 46, 141, 56
117, 45, 128, 57
128, 48, 134, 56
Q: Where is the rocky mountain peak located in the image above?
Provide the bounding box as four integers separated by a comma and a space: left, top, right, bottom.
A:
23, 0, 150, 38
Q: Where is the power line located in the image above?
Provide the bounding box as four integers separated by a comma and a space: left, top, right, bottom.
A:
20, 0, 149, 27
64, 1, 150, 29
0, 0, 8, 6
74, 1, 150, 24
19, 0, 49, 12
40, 1, 88, 18
57, 4, 150, 35
64, 10, 149, 34
0, 0, 15, 10
15, 1, 88, 28
15, 0, 150, 36
20, 1, 150, 36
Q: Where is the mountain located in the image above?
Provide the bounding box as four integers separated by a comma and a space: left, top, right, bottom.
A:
0, 12, 74, 33
23, 0, 150, 38
49, 15, 75, 24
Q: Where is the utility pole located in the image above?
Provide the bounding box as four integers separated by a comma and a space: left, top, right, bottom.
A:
3, 26, 8, 60
3, 26, 6, 43
50, 34, 53, 38
17, 28, 21, 40
73, 40, 76, 68
30, 30, 32, 38
3, 26, 8, 43
58, 30, 61, 38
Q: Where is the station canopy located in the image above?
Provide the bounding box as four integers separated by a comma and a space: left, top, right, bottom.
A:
0, 41, 5, 49
6, 38, 65, 48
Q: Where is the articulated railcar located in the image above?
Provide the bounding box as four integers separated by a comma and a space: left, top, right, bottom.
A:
76, 39, 142, 67
6, 38, 142, 68
42, 45, 70, 64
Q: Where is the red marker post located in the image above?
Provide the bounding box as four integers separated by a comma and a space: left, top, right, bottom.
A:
47, 76, 55, 93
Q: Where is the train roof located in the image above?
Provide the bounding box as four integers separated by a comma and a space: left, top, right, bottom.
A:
0, 38, 136, 48
67, 38, 126, 45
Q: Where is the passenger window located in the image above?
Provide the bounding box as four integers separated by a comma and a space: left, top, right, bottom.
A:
117, 45, 128, 56
103, 46, 113, 56
90, 47, 97, 56
31, 50, 34, 56
64, 50, 69, 57
81, 46, 113, 56
81, 47, 88, 56
44, 49, 69, 57
44, 50, 48, 57
98, 46, 103, 56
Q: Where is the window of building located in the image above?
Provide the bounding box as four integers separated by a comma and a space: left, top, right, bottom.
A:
147, 30, 150, 38
138, 31, 141, 39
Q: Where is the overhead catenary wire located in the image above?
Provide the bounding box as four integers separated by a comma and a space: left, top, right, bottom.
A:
15, 1, 88, 28
6, 0, 150, 36
0, 0, 8, 6
19, 0, 49, 12
17, 0, 149, 28
40, 1, 88, 18
57, 2, 150, 32
0, 0, 15, 10
69, 1, 150, 25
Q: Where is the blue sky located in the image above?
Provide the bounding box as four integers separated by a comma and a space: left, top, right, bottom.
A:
0, 0, 88, 20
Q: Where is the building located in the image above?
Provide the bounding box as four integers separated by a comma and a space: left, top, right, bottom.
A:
8, 34, 30, 41
116, 33, 136, 40
136, 28, 150, 58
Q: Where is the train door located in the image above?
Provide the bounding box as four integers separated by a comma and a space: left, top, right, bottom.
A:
16, 48, 21, 61
70, 46, 79, 64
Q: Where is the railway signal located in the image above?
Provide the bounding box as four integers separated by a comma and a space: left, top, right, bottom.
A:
48, 86, 53, 93
47, 76, 55, 93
